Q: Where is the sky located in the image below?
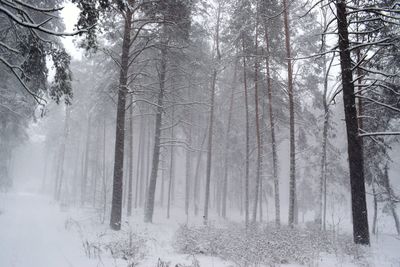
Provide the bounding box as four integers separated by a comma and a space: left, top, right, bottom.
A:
60, 2, 83, 60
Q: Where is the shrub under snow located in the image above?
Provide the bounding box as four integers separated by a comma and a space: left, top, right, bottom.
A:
175, 223, 363, 266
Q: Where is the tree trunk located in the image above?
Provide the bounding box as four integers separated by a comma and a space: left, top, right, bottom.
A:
194, 128, 207, 216
222, 61, 237, 219
252, 4, 261, 223
383, 165, 400, 235
167, 106, 175, 219
56, 107, 70, 202
127, 95, 134, 216
264, 27, 280, 227
372, 180, 378, 234
185, 103, 192, 216
102, 116, 107, 224
135, 114, 143, 209
317, 6, 330, 230
203, 2, 221, 225
242, 38, 250, 227
336, 0, 369, 245
283, 0, 296, 228
144, 34, 167, 223
110, 9, 132, 230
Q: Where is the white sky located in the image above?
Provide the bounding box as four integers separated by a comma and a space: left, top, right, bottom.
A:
60, 2, 83, 60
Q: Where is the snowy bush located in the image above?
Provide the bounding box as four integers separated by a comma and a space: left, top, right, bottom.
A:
65, 217, 147, 266
157, 256, 200, 267
175, 223, 361, 266
104, 229, 147, 265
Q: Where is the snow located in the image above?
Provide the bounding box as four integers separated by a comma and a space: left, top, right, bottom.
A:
1, 191, 400, 267
0, 192, 96, 267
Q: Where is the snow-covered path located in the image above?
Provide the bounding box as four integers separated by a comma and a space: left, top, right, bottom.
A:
0, 192, 96, 267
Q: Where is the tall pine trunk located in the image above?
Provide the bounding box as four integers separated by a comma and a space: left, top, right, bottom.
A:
264, 27, 280, 226
283, 0, 296, 228
336, 0, 369, 245
222, 61, 237, 219
127, 95, 134, 216
144, 34, 167, 223
252, 4, 262, 223
383, 165, 400, 235
167, 106, 175, 219
242, 38, 250, 227
203, 2, 221, 225
110, 9, 133, 230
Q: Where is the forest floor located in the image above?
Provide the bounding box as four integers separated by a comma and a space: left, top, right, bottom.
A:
0, 191, 400, 267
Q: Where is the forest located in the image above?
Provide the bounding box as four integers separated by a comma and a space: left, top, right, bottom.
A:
1, 0, 400, 266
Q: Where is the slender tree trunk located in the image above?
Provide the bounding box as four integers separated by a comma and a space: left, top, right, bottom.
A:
139, 120, 146, 207
135, 114, 143, 209
383, 165, 400, 235
203, 2, 221, 225
242, 38, 250, 227
185, 105, 192, 216
56, 107, 70, 201
252, 4, 261, 223
264, 27, 280, 227
317, 6, 330, 230
144, 35, 167, 223
222, 62, 237, 219
167, 107, 175, 219
127, 95, 134, 216
194, 128, 207, 216
102, 116, 107, 223
372, 180, 378, 234
81, 115, 92, 206
283, 0, 296, 228
110, 9, 133, 230
160, 153, 165, 206
336, 0, 369, 245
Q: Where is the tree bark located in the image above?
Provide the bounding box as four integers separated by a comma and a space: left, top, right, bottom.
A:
383, 165, 400, 235
222, 61, 237, 219
135, 114, 143, 209
203, 2, 221, 225
283, 0, 296, 228
110, 9, 133, 230
144, 34, 167, 223
252, 4, 262, 223
167, 106, 175, 219
264, 27, 280, 227
194, 128, 207, 216
336, 0, 370, 245
127, 95, 134, 216
242, 37, 250, 227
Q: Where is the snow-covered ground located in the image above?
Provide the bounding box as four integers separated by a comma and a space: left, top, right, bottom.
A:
1, 191, 399, 267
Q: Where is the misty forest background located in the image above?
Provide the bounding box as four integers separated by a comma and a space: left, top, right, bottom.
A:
1, 0, 400, 262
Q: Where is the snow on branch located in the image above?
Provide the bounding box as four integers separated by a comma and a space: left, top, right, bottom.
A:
0, 3, 94, 37
359, 132, 400, 137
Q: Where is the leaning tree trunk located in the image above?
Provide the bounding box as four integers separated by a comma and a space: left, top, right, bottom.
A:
283, 0, 296, 228
264, 27, 280, 226
144, 36, 167, 223
110, 9, 133, 230
336, 0, 369, 245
